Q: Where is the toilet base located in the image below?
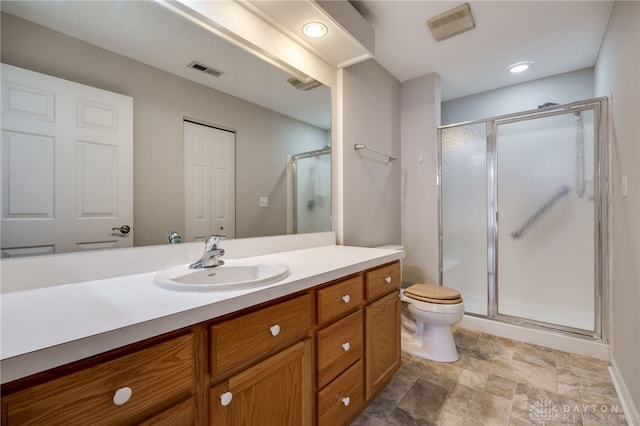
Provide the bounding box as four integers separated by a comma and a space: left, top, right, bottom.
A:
401, 321, 459, 363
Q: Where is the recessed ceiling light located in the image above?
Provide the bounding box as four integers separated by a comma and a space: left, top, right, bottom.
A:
302, 22, 327, 39
508, 62, 532, 73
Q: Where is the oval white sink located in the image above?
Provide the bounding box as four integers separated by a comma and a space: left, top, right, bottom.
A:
154, 259, 289, 291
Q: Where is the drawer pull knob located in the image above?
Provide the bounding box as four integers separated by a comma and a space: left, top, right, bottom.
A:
385, 276, 392, 284
342, 397, 351, 407
342, 342, 350, 351
270, 324, 281, 336
113, 387, 132, 405
342, 294, 350, 304
220, 391, 233, 407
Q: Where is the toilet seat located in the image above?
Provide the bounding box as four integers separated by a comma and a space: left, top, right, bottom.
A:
405, 284, 463, 304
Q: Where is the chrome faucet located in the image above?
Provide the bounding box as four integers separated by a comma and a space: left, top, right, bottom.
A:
167, 231, 182, 244
189, 235, 225, 269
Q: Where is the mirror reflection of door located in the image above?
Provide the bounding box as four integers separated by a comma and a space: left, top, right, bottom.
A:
1, 64, 134, 258
183, 120, 236, 241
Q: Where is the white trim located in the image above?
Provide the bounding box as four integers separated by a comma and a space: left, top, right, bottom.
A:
610, 358, 640, 426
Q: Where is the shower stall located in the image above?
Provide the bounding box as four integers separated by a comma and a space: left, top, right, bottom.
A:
287, 146, 332, 234
438, 98, 608, 339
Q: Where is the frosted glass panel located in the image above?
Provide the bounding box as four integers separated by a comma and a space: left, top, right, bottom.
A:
441, 123, 487, 315
496, 111, 595, 330
295, 153, 331, 233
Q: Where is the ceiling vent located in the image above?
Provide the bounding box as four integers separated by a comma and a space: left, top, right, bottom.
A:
287, 77, 323, 91
188, 61, 224, 78
427, 3, 475, 42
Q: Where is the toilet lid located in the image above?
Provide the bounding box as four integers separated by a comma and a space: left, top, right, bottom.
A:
405, 284, 463, 304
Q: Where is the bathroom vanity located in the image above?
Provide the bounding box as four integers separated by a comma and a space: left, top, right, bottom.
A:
0, 242, 402, 425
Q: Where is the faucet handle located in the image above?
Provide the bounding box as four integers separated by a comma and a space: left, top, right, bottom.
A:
204, 234, 226, 250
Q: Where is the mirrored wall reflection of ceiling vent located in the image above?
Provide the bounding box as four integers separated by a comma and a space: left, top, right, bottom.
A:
427, 3, 475, 42
287, 77, 323, 91
188, 61, 224, 78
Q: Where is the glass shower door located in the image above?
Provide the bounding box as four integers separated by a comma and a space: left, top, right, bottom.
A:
294, 151, 331, 234
440, 122, 488, 315
495, 110, 596, 331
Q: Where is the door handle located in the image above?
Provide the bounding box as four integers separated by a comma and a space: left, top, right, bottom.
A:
112, 225, 131, 234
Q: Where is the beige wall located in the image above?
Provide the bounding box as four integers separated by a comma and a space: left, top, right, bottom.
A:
400, 74, 441, 284
1, 13, 329, 246
341, 59, 401, 247
595, 1, 640, 422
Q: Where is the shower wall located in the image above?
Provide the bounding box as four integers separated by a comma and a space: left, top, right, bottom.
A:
442, 68, 594, 125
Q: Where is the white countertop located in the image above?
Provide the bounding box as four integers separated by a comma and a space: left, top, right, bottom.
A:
1, 244, 403, 383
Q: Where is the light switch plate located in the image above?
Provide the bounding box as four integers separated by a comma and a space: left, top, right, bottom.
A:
259, 197, 268, 207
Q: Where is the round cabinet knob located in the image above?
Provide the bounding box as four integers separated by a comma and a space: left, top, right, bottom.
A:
342, 397, 351, 407
220, 391, 233, 407
385, 276, 392, 284
113, 387, 132, 406
270, 324, 281, 336
342, 294, 350, 304
342, 342, 350, 352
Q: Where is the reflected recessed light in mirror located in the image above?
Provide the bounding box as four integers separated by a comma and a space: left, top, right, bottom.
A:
508, 62, 532, 73
303, 22, 327, 38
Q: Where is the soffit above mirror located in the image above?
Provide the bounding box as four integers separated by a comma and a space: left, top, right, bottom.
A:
0, 0, 331, 129
243, 0, 375, 69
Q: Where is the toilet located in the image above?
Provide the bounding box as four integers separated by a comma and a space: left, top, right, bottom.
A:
401, 283, 464, 362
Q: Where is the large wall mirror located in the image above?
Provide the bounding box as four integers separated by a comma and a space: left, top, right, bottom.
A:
0, 1, 332, 258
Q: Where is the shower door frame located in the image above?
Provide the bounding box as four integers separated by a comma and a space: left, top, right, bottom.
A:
437, 97, 609, 340
290, 146, 332, 234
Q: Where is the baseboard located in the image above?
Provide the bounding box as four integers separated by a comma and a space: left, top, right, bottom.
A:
610, 358, 640, 426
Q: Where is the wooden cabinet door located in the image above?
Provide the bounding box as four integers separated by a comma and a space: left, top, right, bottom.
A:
365, 290, 401, 400
210, 339, 312, 426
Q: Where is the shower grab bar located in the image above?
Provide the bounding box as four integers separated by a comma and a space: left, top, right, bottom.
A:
354, 144, 397, 161
510, 185, 570, 240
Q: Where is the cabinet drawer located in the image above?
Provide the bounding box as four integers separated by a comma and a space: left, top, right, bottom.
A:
365, 262, 401, 301
4, 333, 194, 425
138, 397, 194, 425
211, 294, 312, 381
317, 310, 363, 388
317, 275, 363, 325
317, 359, 364, 426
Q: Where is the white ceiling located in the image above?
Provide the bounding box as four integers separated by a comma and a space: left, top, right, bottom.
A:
2, 0, 615, 121
351, 0, 614, 101
1, 0, 332, 129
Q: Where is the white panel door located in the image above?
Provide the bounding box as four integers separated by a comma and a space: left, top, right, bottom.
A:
1, 64, 133, 257
184, 121, 235, 241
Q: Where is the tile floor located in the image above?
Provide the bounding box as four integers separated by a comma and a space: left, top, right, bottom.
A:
352, 327, 628, 425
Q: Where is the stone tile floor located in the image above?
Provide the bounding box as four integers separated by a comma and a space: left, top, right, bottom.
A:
352, 328, 628, 425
